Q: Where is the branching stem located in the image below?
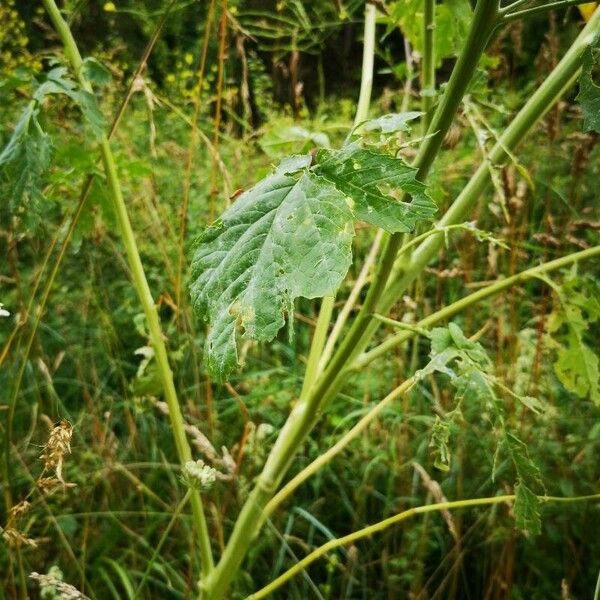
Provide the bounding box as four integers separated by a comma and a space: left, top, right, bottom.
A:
249, 493, 600, 599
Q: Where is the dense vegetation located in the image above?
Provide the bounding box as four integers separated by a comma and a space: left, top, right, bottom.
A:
1, 1, 599, 598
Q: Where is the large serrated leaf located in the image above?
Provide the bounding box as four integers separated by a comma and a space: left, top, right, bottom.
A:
190, 165, 354, 380
576, 38, 600, 133
314, 144, 436, 233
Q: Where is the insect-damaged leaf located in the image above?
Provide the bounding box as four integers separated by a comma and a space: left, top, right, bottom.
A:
314, 143, 436, 233
190, 164, 354, 380
191, 145, 436, 379
576, 37, 600, 133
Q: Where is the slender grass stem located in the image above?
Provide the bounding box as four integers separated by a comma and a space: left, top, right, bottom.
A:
502, 0, 593, 21
355, 245, 600, 370
135, 490, 192, 596
41, 0, 213, 578
264, 377, 416, 516
248, 494, 600, 599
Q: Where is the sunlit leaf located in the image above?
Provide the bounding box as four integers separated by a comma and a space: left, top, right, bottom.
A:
190, 161, 354, 380
314, 143, 436, 233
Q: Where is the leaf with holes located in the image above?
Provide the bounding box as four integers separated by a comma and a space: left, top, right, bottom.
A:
314, 143, 436, 233
576, 38, 600, 133
190, 160, 354, 380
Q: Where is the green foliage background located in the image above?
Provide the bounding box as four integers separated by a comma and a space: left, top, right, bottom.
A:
1, 2, 599, 599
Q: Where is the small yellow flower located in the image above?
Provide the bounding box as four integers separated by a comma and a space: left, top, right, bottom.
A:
166, 73, 176, 83
184, 52, 193, 65
103, 2, 116, 12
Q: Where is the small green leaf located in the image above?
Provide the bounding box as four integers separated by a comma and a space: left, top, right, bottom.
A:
505, 433, 543, 486
546, 276, 600, 405
35, 66, 106, 139
576, 39, 600, 133
190, 165, 354, 380
82, 57, 112, 85
554, 331, 599, 404
514, 480, 541, 536
314, 143, 436, 233
362, 111, 422, 134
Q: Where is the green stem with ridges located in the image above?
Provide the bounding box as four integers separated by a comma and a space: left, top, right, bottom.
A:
380, 10, 600, 312
41, 0, 214, 579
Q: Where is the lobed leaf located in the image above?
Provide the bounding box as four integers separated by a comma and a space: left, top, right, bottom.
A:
191, 142, 436, 379
190, 163, 354, 380
362, 111, 422, 134
314, 143, 436, 233
514, 481, 541, 536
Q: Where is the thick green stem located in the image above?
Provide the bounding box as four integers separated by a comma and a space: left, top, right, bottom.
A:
309, 0, 500, 414
380, 10, 600, 311
249, 493, 600, 599
41, 0, 214, 578
354, 2, 377, 128
200, 3, 499, 597
422, 0, 436, 130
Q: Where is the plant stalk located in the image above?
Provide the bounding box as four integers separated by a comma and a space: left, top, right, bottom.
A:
354, 1, 377, 128
200, 2, 500, 597
422, 0, 436, 130
380, 10, 600, 311
249, 493, 600, 599
356, 245, 600, 370
41, 0, 214, 578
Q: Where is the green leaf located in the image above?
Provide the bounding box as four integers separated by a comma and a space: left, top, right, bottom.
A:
190, 165, 354, 380
314, 143, 436, 233
429, 408, 461, 472
554, 331, 599, 404
362, 111, 422, 134
514, 481, 541, 536
546, 276, 600, 405
82, 57, 112, 85
505, 432, 543, 486
0, 102, 53, 223
34, 66, 106, 139
576, 39, 600, 133
430, 323, 490, 367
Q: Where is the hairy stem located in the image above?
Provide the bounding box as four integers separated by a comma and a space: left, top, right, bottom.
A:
380, 11, 600, 311
41, 0, 214, 577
